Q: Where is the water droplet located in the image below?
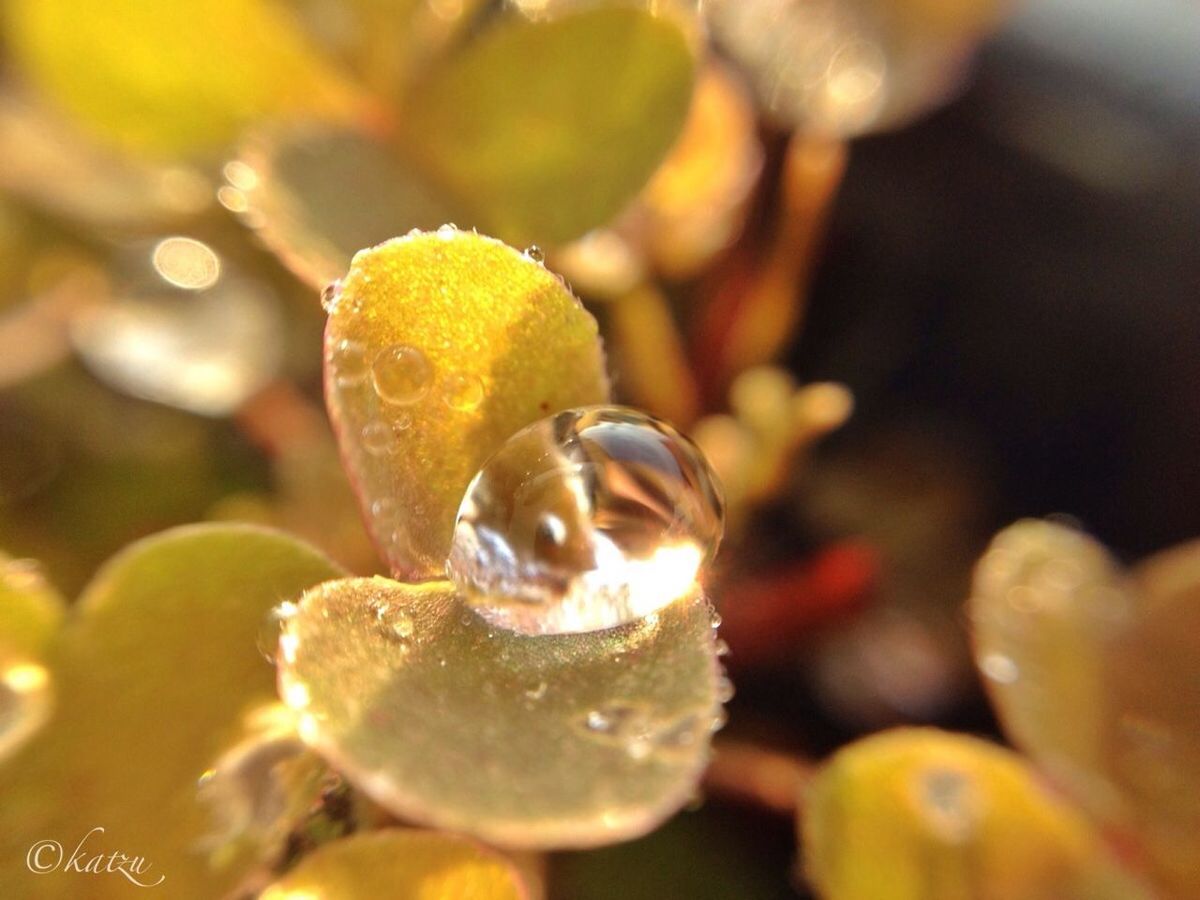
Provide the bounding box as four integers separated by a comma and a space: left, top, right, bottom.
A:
716, 674, 735, 704
331, 339, 369, 387
442, 373, 484, 412
321, 280, 342, 313
372, 344, 432, 405
525, 245, 545, 263
914, 767, 979, 844
371, 498, 398, 522
0, 660, 51, 761
525, 681, 548, 701
979, 652, 1018, 684
437, 223, 458, 239
714, 638, 731, 658
390, 613, 415, 641
361, 420, 394, 456
448, 407, 725, 635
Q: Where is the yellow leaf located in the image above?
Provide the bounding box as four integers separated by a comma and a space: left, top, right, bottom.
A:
801, 728, 1152, 900
260, 829, 530, 900
324, 229, 609, 580
3, 0, 364, 156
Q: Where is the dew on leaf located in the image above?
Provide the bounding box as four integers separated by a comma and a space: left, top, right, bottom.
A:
277, 577, 723, 848
330, 339, 369, 387
360, 421, 395, 456
372, 345, 433, 406
442, 372, 485, 412
448, 406, 724, 635
321, 280, 342, 313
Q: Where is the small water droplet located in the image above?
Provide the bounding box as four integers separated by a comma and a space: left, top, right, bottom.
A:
391, 613, 415, 641
372, 345, 432, 405
710, 611, 723, 629
437, 223, 458, 239
331, 339, 369, 387
321, 280, 342, 313
371, 498, 398, 522
361, 420, 395, 456
915, 767, 979, 843
525, 681, 548, 701
442, 373, 484, 412
450, 407, 724, 635
525, 245, 545, 263
716, 674, 735, 704
394, 410, 413, 430
714, 638, 731, 657
979, 652, 1018, 684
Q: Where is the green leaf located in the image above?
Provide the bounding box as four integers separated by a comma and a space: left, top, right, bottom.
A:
277, 577, 723, 848
801, 728, 1153, 900
324, 229, 609, 580
3, 0, 364, 156
0, 524, 343, 899
259, 829, 530, 899
400, 7, 697, 246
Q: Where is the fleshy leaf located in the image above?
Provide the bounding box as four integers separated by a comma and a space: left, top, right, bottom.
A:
400, 7, 697, 246
260, 829, 529, 899
970, 521, 1200, 898
3, 0, 363, 156
0, 524, 343, 899
277, 576, 723, 848
802, 728, 1153, 900
229, 125, 462, 290
324, 229, 609, 580
0, 554, 64, 658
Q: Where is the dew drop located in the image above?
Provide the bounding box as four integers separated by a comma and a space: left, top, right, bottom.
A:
442, 373, 484, 412
330, 339, 369, 387
436, 223, 458, 239
361, 420, 394, 456
448, 407, 725, 635
321, 280, 342, 314
525, 681, 548, 701
256, 601, 300, 663
716, 674, 735, 704
372, 345, 432, 405
525, 245, 545, 263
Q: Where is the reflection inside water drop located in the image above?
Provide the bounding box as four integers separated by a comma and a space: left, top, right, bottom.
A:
448, 407, 724, 635
0, 660, 52, 761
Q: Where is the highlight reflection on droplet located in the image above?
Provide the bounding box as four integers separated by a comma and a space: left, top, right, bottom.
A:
448, 406, 724, 635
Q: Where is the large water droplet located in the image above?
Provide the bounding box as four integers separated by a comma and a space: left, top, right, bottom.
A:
442, 373, 484, 412
448, 406, 724, 635
372, 345, 432, 405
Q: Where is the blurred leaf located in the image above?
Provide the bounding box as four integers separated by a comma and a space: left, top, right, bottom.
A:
231, 125, 461, 289
0, 524, 342, 899
260, 829, 529, 899
0, 555, 64, 658
401, 7, 696, 246
802, 728, 1153, 900
3, 0, 364, 156
278, 577, 723, 848
970, 521, 1200, 898
324, 229, 608, 580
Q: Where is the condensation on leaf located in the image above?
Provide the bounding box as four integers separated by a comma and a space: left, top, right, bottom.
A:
324, 229, 609, 580
0, 524, 342, 899
400, 7, 697, 246
277, 577, 724, 848
3, 0, 364, 156
260, 829, 529, 900
970, 521, 1200, 898
226, 126, 462, 290
802, 728, 1153, 900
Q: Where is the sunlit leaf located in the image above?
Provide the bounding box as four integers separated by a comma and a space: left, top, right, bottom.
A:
3, 0, 364, 156
228, 125, 461, 290
802, 728, 1153, 900
400, 7, 697, 246
324, 229, 609, 580
970, 521, 1200, 898
278, 577, 723, 848
0, 555, 64, 658
260, 829, 530, 899
0, 524, 343, 899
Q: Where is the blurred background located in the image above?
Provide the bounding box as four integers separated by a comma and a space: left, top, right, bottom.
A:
0, 0, 1197, 896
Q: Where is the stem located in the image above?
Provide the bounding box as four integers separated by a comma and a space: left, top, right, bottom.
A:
705, 738, 817, 818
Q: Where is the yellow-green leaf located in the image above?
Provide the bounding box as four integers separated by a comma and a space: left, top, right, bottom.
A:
3, 0, 363, 156
278, 577, 722, 848
0, 554, 64, 659
802, 728, 1152, 900
0, 524, 343, 899
260, 829, 530, 899
400, 7, 697, 246
324, 229, 609, 580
